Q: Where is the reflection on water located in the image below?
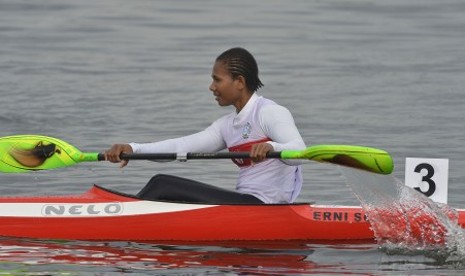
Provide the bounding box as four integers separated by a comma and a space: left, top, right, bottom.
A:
0, 238, 328, 275
2, 237, 463, 275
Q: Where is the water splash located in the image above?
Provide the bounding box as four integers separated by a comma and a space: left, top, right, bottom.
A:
340, 167, 465, 266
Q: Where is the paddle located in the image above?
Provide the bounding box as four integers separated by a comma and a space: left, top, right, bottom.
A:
0, 135, 394, 174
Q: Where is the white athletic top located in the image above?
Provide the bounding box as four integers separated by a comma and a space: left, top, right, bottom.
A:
130, 94, 306, 203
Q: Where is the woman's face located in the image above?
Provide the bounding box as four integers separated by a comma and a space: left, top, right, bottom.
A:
209, 61, 248, 111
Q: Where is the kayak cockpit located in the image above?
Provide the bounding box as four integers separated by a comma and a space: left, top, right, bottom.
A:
94, 174, 311, 206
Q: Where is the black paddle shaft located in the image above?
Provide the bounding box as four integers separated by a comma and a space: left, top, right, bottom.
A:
116, 151, 282, 161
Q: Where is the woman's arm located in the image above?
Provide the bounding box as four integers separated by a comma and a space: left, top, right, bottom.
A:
105, 117, 227, 167
259, 104, 306, 165
130, 119, 227, 154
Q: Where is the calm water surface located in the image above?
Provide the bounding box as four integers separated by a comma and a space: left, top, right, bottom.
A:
1, 0, 465, 274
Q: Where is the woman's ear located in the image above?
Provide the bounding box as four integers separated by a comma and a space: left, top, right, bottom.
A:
234, 75, 246, 91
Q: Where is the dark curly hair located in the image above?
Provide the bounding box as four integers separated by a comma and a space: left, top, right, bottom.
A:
216, 47, 264, 93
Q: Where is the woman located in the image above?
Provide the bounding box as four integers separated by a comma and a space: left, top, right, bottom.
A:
105, 47, 306, 204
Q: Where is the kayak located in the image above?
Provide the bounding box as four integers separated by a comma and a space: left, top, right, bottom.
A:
1, 182, 464, 241
1, 136, 453, 243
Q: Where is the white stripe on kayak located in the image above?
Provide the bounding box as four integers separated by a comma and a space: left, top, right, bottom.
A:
1, 202, 462, 218
0, 201, 217, 217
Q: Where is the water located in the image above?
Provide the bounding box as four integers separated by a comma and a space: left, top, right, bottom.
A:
1, 0, 465, 274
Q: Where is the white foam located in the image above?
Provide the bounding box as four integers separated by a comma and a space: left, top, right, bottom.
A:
340, 167, 465, 267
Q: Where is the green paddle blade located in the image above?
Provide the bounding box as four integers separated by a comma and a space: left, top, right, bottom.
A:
0, 135, 100, 173
281, 145, 394, 175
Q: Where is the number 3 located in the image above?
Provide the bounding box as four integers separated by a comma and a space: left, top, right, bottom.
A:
413, 163, 436, 197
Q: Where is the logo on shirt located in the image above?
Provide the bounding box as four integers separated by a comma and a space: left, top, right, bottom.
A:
242, 122, 252, 139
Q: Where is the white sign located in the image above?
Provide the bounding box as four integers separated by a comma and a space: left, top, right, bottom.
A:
405, 158, 449, 204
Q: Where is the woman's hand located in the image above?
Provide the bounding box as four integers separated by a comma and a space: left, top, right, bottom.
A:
250, 142, 274, 164
104, 144, 133, 168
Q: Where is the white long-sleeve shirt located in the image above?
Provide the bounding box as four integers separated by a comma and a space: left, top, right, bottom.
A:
130, 94, 306, 203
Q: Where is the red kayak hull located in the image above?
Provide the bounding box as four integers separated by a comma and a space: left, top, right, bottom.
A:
0, 185, 463, 241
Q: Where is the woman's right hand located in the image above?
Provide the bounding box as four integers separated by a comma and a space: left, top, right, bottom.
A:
104, 144, 133, 168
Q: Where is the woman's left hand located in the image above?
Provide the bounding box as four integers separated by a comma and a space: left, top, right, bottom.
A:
250, 143, 274, 164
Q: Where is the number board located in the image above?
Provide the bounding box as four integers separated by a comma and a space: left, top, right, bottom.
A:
405, 158, 449, 204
